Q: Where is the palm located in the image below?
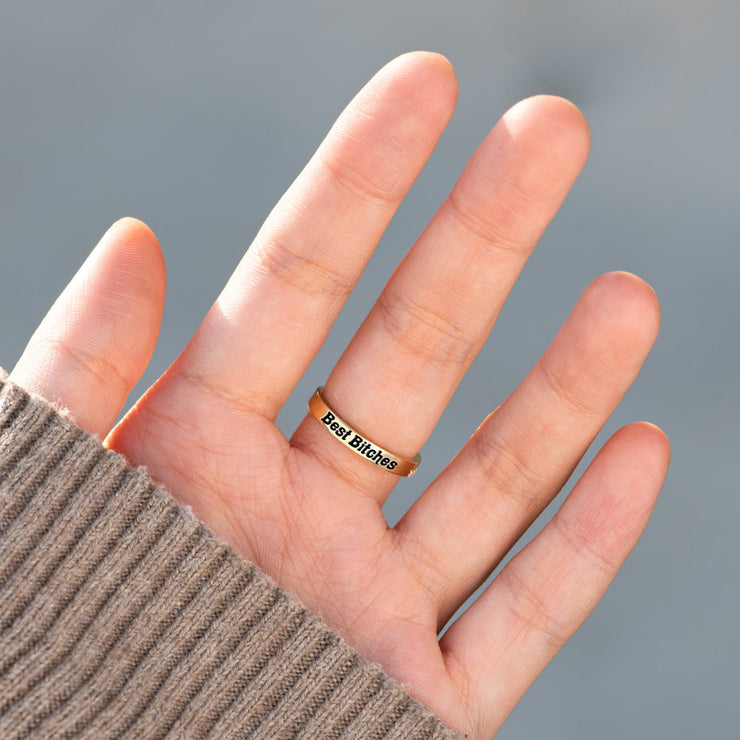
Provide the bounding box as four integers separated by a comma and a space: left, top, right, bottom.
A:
11, 53, 669, 740
108, 377, 451, 701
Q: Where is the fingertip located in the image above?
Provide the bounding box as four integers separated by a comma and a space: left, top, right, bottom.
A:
108, 215, 157, 238
370, 50, 459, 120
474, 94, 590, 219
513, 94, 590, 135
406, 50, 459, 97
612, 421, 672, 482
386, 50, 458, 87
321, 51, 458, 206
586, 423, 671, 533
95, 218, 167, 325
95, 216, 166, 365
537, 95, 590, 142
102, 217, 166, 289
556, 422, 670, 569
502, 94, 591, 168
580, 271, 662, 360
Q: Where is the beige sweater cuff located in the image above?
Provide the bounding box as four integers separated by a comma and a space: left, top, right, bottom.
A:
0, 374, 456, 739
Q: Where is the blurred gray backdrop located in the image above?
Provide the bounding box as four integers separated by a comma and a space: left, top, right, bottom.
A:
1, 1, 737, 738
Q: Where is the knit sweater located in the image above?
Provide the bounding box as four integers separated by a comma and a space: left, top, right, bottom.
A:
0, 372, 457, 739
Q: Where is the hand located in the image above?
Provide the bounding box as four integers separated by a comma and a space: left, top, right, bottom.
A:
9, 52, 670, 739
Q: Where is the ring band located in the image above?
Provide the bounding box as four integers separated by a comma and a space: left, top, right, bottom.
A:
308, 387, 421, 477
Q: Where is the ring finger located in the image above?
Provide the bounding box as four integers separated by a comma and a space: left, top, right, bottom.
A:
291, 95, 590, 502
396, 271, 661, 625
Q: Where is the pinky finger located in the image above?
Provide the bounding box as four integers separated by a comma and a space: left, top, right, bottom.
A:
439, 422, 670, 739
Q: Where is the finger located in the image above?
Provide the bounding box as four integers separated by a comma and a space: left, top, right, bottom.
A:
9, 218, 166, 438
397, 272, 661, 623
439, 423, 670, 739
292, 95, 590, 500
162, 51, 458, 418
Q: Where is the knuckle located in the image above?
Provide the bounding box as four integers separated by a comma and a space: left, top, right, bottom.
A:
537, 356, 604, 420
471, 423, 547, 515
498, 562, 569, 650
253, 231, 354, 300
49, 338, 132, 396
376, 286, 477, 369
317, 142, 403, 207
448, 185, 533, 257
553, 512, 622, 575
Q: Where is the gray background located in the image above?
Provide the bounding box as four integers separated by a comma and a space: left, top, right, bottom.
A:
1, 1, 737, 737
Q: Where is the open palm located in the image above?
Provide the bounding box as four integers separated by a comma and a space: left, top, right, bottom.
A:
11, 53, 669, 739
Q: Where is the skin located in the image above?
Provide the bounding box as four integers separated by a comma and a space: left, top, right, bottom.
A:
9, 52, 670, 739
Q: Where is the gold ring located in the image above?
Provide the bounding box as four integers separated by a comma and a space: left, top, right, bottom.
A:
308, 387, 421, 477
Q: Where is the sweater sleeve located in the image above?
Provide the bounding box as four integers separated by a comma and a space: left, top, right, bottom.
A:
0, 373, 458, 740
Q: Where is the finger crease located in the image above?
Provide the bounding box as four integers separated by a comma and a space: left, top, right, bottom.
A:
498, 564, 569, 649
536, 357, 606, 420
376, 287, 477, 368
552, 511, 620, 576
472, 425, 548, 515
447, 186, 532, 256
47, 337, 132, 396
316, 145, 400, 208
253, 231, 356, 300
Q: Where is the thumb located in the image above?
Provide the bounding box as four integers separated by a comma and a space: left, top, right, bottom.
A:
9, 217, 166, 438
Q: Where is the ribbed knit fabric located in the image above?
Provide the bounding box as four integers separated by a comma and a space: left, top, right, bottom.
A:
0, 373, 458, 740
